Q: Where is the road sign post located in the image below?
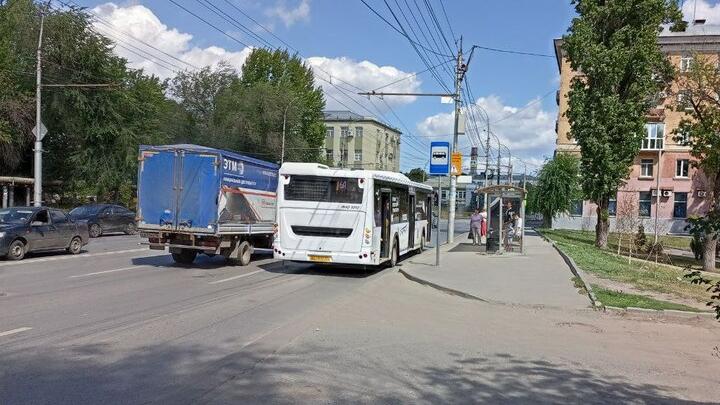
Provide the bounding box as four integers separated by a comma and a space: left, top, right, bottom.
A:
429, 142, 450, 267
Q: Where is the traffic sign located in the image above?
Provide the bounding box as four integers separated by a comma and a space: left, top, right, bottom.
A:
429, 141, 450, 176
451, 151, 462, 175
32, 122, 47, 141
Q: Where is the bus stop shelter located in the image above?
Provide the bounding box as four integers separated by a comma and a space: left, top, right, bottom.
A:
477, 185, 526, 254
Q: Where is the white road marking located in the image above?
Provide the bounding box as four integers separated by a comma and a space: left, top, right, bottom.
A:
70, 265, 148, 278
209, 270, 264, 285
0, 327, 32, 338
0, 248, 148, 268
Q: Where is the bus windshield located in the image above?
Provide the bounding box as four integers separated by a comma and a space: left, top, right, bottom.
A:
284, 176, 364, 204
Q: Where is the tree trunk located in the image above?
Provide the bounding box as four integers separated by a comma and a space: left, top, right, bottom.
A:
703, 237, 717, 272
595, 198, 609, 249
543, 211, 552, 228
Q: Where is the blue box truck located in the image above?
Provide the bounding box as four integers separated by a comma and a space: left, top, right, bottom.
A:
136, 144, 279, 265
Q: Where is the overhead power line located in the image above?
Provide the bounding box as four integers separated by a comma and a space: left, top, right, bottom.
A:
472, 45, 555, 59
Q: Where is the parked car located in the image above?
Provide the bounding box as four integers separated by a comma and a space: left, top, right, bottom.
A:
69, 204, 137, 238
0, 206, 89, 260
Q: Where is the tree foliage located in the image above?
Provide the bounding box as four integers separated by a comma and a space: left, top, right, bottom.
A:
673, 54, 720, 272
563, 0, 684, 248
0, 2, 326, 206
405, 168, 427, 183
530, 153, 580, 228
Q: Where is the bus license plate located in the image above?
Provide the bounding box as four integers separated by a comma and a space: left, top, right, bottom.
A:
309, 255, 332, 263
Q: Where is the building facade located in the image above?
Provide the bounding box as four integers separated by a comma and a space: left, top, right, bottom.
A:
553, 23, 717, 234
323, 110, 401, 172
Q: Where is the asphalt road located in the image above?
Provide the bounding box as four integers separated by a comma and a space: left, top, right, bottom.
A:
1, 228, 718, 404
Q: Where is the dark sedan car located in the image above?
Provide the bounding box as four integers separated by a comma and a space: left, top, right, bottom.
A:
69, 204, 137, 238
0, 207, 89, 260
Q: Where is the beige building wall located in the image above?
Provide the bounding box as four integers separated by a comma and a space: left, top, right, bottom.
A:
323, 117, 401, 172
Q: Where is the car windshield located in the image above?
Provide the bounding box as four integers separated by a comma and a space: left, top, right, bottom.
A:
0, 208, 35, 224
70, 205, 102, 217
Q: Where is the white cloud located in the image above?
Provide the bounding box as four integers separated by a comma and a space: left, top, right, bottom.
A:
682, 0, 720, 24
306, 56, 422, 111
92, 3, 252, 78
416, 95, 557, 166
266, 0, 310, 28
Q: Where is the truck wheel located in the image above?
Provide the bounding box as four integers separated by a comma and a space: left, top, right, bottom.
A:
172, 249, 197, 264
6, 239, 26, 261
238, 241, 252, 266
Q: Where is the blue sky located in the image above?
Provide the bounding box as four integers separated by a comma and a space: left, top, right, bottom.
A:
70, 0, 719, 172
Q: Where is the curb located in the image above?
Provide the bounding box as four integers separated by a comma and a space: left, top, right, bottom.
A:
534, 228, 602, 310
398, 268, 489, 303
606, 306, 716, 320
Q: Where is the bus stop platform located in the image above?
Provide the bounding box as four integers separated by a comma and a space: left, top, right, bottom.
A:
399, 229, 590, 309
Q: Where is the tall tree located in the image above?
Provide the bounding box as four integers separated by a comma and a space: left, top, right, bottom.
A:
0, 0, 171, 205
531, 153, 581, 228
563, 0, 685, 248
673, 54, 720, 272
405, 168, 428, 183
214, 48, 325, 163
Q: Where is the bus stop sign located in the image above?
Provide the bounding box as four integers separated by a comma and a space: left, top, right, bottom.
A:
429, 141, 450, 176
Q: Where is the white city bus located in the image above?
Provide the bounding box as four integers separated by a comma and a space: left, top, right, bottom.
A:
274, 163, 433, 268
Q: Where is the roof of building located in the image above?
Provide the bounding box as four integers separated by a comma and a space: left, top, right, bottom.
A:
323, 110, 401, 134
554, 22, 720, 71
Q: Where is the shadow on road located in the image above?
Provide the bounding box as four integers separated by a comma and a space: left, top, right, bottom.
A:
1, 343, 698, 404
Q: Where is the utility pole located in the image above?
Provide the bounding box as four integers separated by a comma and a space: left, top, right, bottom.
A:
496, 146, 501, 185
447, 37, 463, 243
522, 164, 527, 190
484, 120, 490, 216
33, 10, 46, 207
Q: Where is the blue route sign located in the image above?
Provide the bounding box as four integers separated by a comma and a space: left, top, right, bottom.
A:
429, 141, 450, 176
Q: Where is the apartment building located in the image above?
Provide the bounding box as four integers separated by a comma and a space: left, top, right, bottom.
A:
553, 22, 717, 234
323, 110, 401, 172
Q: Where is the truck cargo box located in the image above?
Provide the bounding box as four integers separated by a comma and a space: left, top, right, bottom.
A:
137, 144, 279, 235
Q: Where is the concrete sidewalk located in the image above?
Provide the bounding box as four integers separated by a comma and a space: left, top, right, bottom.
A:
399, 229, 590, 309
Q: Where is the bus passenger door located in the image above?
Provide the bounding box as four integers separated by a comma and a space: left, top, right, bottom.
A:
408, 194, 415, 249
380, 190, 391, 258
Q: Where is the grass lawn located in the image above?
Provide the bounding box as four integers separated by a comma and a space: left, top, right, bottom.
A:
541, 229, 713, 304
592, 286, 702, 312
600, 231, 692, 252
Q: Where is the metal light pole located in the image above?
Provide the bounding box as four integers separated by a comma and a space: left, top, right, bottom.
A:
448, 38, 463, 243
281, 97, 297, 165
33, 11, 45, 207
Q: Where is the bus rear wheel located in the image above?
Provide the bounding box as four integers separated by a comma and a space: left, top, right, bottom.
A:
389, 239, 399, 267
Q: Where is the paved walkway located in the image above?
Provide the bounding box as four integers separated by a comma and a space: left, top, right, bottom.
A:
400, 229, 590, 309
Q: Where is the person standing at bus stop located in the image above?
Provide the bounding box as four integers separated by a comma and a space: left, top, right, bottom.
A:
469, 209, 483, 246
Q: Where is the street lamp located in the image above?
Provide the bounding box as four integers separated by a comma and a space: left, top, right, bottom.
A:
281, 96, 299, 165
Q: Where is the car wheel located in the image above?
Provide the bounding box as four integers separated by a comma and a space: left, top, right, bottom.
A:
7, 239, 26, 261
172, 249, 197, 265
67, 237, 82, 255
89, 223, 103, 238
124, 222, 137, 235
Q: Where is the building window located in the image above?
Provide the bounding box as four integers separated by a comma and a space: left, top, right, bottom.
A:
569, 200, 583, 216
456, 190, 466, 201
326, 149, 333, 161
340, 126, 350, 137
325, 127, 334, 137
640, 159, 654, 178
639, 191, 652, 217
676, 159, 689, 178
355, 126, 363, 137
608, 196, 617, 217
673, 192, 688, 218
677, 129, 690, 146
680, 55, 693, 72
354, 150, 362, 161
677, 90, 693, 111
642, 123, 664, 150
